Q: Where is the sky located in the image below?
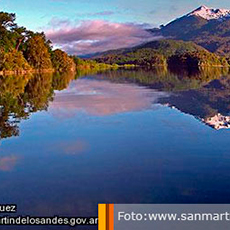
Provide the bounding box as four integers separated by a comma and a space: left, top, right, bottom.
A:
1, 0, 230, 55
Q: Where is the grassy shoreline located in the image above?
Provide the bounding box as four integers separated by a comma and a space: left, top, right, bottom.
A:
0, 68, 55, 76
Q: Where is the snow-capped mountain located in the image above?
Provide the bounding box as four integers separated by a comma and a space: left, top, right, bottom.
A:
187, 5, 230, 20
149, 5, 230, 56
203, 114, 230, 130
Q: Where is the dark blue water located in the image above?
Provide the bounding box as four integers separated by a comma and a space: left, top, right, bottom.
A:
1, 69, 230, 229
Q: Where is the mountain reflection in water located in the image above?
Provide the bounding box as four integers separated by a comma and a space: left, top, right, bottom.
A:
95, 67, 230, 130
0, 67, 230, 229
0, 67, 230, 141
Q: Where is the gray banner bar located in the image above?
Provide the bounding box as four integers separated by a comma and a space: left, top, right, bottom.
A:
114, 204, 230, 230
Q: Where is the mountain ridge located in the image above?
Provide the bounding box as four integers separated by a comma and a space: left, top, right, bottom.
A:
152, 5, 230, 56
93, 39, 229, 68
88, 5, 230, 58
187, 5, 230, 21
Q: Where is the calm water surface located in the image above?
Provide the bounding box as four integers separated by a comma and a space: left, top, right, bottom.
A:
1, 68, 230, 229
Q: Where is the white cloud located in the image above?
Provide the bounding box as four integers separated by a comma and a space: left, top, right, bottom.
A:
46, 19, 160, 55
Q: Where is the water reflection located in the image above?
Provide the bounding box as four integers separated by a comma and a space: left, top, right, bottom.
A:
49, 78, 167, 117
159, 77, 230, 130
1, 67, 230, 140
0, 67, 230, 229
94, 67, 230, 130
0, 155, 19, 172
0, 71, 75, 139
100, 66, 229, 91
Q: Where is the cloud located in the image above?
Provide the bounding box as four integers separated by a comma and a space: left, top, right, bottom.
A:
49, 78, 168, 117
46, 19, 160, 55
0, 156, 18, 172
60, 140, 89, 155
149, 10, 157, 14
48, 18, 72, 28
85, 11, 115, 17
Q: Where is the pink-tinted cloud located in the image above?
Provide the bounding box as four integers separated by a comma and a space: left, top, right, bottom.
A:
49, 78, 168, 118
0, 156, 18, 172
60, 140, 89, 155
46, 20, 160, 55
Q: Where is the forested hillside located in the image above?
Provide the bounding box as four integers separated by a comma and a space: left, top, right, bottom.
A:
150, 6, 230, 57
94, 40, 228, 67
0, 11, 116, 74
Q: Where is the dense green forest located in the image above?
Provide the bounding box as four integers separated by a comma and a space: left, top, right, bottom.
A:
0, 11, 229, 74
0, 11, 115, 74
72, 57, 118, 71
95, 48, 167, 67
168, 50, 229, 67
0, 12, 55, 72
95, 40, 229, 68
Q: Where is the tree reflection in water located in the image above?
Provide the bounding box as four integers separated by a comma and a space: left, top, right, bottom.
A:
0, 71, 75, 139
0, 66, 230, 139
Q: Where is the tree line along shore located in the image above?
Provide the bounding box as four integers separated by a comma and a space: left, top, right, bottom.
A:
94, 40, 230, 68
0, 11, 117, 75
1, 11, 229, 76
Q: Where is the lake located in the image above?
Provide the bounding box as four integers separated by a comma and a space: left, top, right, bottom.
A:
1, 67, 230, 229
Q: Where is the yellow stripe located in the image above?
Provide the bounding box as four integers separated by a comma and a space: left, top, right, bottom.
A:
98, 204, 106, 230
